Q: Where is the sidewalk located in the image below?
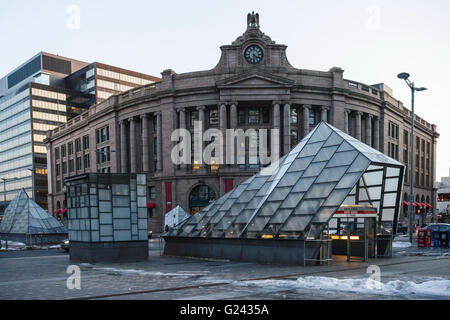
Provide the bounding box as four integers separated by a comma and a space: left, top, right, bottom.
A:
393, 235, 450, 257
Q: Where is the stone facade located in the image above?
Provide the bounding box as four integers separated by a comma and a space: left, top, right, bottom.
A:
45, 15, 439, 232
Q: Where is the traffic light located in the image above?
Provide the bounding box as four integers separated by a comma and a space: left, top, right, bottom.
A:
417, 208, 421, 215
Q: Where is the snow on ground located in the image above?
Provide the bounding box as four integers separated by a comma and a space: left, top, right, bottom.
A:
392, 241, 412, 248
235, 276, 450, 298
0, 240, 26, 250
93, 267, 210, 278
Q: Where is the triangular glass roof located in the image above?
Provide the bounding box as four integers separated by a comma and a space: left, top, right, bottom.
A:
0, 189, 67, 235
166, 121, 405, 240
164, 205, 190, 229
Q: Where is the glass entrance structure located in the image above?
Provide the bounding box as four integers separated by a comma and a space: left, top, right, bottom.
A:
163, 122, 405, 265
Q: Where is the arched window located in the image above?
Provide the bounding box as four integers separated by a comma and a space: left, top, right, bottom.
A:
56, 201, 61, 209
189, 185, 217, 214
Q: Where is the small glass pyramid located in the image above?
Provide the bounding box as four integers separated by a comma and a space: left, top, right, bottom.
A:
0, 189, 67, 235
165, 121, 405, 240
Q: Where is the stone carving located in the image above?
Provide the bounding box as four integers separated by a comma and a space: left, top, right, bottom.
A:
247, 11, 259, 28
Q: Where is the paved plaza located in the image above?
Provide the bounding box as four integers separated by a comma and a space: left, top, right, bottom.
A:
0, 236, 449, 300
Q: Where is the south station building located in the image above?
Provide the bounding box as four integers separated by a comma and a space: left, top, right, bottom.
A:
45, 13, 439, 233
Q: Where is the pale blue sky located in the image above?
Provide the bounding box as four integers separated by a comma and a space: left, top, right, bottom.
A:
1, 0, 449, 180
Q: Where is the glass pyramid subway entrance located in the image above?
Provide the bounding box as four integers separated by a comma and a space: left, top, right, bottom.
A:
0, 189, 67, 244
166, 122, 405, 242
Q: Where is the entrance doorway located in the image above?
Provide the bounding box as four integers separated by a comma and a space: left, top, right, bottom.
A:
330, 206, 378, 262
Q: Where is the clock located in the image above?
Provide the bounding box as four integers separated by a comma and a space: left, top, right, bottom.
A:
244, 45, 263, 64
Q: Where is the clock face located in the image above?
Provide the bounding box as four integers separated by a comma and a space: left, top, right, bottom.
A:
244, 45, 263, 64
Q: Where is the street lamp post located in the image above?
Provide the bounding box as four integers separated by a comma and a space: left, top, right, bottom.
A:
397, 72, 427, 243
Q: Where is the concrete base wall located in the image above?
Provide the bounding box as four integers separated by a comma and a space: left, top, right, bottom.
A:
69, 241, 148, 263
163, 237, 323, 266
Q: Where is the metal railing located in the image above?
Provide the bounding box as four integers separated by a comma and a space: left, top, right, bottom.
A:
303, 238, 333, 266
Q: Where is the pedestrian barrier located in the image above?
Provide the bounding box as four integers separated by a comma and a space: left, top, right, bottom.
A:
417, 229, 432, 247
440, 231, 448, 247
432, 230, 440, 247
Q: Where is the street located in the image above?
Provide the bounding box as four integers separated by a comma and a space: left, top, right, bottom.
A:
0, 238, 449, 300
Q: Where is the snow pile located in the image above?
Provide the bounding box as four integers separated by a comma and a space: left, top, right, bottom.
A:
93, 267, 210, 278
0, 240, 27, 250
392, 241, 412, 248
236, 276, 450, 298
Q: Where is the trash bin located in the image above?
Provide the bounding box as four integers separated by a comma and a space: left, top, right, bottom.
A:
432, 230, 440, 247
440, 231, 448, 247
376, 234, 392, 257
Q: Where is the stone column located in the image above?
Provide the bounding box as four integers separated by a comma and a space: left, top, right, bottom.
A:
229, 102, 238, 129
283, 103, 291, 154
303, 105, 310, 137
219, 102, 227, 164
365, 114, 373, 147
196, 106, 206, 168
344, 109, 350, 134
129, 117, 136, 173
155, 111, 162, 172
120, 120, 127, 173
373, 116, 380, 150
272, 102, 281, 158
177, 108, 186, 169
229, 102, 238, 165
355, 111, 362, 141
141, 114, 149, 172
321, 106, 329, 122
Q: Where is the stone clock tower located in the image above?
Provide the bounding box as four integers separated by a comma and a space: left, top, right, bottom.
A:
214, 12, 294, 71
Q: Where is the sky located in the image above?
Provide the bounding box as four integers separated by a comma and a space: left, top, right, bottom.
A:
1, 0, 449, 181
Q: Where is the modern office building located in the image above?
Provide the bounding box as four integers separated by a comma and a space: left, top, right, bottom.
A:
0, 52, 160, 212
437, 174, 450, 222
45, 13, 439, 233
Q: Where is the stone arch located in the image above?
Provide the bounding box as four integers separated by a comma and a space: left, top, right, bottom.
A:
188, 184, 218, 215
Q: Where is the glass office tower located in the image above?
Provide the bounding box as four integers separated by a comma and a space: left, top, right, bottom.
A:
0, 52, 159, 212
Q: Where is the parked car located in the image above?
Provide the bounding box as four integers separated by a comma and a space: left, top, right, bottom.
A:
422, 223, 450, 232
61, 239, 69, 252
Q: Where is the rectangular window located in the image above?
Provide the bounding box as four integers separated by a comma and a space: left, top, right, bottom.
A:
262, 108, 270, 124
190, 111, 198, 127
149, 186, 156, 199
96, 126, 110, 144
55, 147, 59, 161
82, 135, 89, 150
56, 164, 60, 176
209, 108, 219, 126
388, 122, 399, 140
83, 154, 90, 169
61, 145, 66, 157
309, 110, 316, 126
153, 116, 157, 132
290, 108, 298, 124
238, 110, 245, 124
75, 138, 81, 153
69, 159, 74, 172
153, 137, 157, 154
248, 109, 260, 124
68, 142, 73, 155
76, 157, 82, 170
62, 161, 67, 174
